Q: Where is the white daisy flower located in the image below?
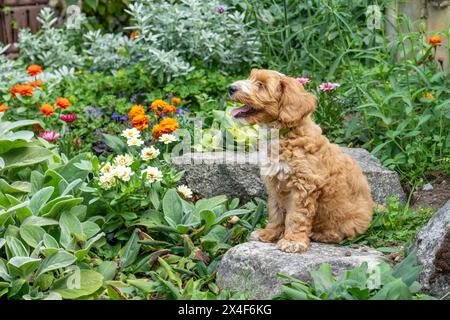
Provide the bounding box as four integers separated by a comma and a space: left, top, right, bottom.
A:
112, 165, 134, 182
99, 172, 116, 189
127, 137, 144, 147
177, 185, 193, 198
142, 166, 163, 184
121, 128, 140, 139
100, 161, 113, 174
159, 133, 178, 144
141, 146, 160, 161
114, 154, 134, 166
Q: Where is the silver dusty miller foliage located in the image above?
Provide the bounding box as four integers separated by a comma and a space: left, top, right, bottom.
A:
125, 0, 262, 74
14, 2, 262, 82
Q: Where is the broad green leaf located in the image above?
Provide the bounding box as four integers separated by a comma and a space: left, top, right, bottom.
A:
6, 236, 28, 258
22, 216, 59, 227
119, 229, 141, 269
29, 187, 54, 215
97, 261, 117, 281
35, 251, 76, 278
19, 224, 46, 248
0, 179, 30, 193
53, 270, 103, 299
43, 233, 60, 249
40, 196, 83, 219
0, 145, 53, 170
7, 256, 41, 277
162, 188, 183, 227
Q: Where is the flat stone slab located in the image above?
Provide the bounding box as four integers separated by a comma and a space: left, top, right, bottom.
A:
414, 199, 450, 299
172, 148, 405, 204
216, 241, 386, 299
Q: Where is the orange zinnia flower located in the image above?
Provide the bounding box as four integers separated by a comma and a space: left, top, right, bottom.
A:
27, 64, 43, 76
0, 104, 8, 112
40, 104, 55, 116
28, 80, 43, 88
129, 104, 146, 120
428, 35, 442, 46
131, 114, 150, 131
171, 97, 181, 104
150, 99, 169, 112
163, 104, 177, 114
55, 97, 70, 109
11, 84, 34, 98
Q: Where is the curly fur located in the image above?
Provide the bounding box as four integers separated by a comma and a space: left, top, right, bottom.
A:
230, 69, 373, 253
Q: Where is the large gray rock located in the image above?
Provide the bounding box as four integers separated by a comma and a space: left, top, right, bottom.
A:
216, 241, 386, 299
172, 148, 405, 204
414, 199, 450, 299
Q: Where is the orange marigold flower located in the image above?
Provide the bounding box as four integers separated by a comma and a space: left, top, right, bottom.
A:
424, 92, 434, 100
40, 104, 54, 116
129, 104, 146, 120
150, 99, 169, 112
27, 64, 43, 76
163, 104, 177, 114
428, 35, 442, 46
151, 124, 168, 139
171, 97, 181, 104
10, 84, 34, 98
28, 80, 43, 88
130, 30, 139, 39
55, 97, 71, 109
151, 117, 179, 139
0, 104, 8, 112
131, 114, 150, 131
159, 117, 179, 132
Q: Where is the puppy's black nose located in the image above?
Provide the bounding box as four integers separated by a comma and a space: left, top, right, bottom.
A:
229, 85, 238, 95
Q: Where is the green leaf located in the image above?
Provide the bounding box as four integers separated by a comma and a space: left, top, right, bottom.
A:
6, 236, 28, 258
162, 189, 183, 227
30, 171, 45, 194
29, 187, 54, 215
310, 264, 335, 294
54, 270, 103, 299
35, 251, 77, 278
22, 216, 59, 227
7, 256, 41, 277
119, 229, 141, 269
40, 196, 83, 219
102, 134, 126, 153
0, 145, 53, 170
97, 261, 117, 281
200, 210, 215, 233
19, 224, 46, 248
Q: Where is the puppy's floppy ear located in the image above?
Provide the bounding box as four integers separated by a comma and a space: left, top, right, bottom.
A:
279, 76, 316, 127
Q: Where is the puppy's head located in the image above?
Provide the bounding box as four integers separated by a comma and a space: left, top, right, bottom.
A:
229, 69, 316, 127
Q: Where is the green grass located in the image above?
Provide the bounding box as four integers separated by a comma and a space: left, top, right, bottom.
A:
341, 197, 434, 251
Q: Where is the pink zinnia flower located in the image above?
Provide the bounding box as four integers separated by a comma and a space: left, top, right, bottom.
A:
297, 77, 310, 85
40, 130, 60, 142
319, 82, 340, 92
60, 114, 77, 123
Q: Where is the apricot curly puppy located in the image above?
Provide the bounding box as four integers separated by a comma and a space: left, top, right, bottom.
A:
229, 69, 373, 253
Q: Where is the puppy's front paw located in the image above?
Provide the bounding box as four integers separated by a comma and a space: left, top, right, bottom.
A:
249, 230, 261, 241
249, 228, 282, 243
277, 239, 309, 253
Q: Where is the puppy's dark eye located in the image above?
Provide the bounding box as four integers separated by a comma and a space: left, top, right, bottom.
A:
257, 82, 265, 89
